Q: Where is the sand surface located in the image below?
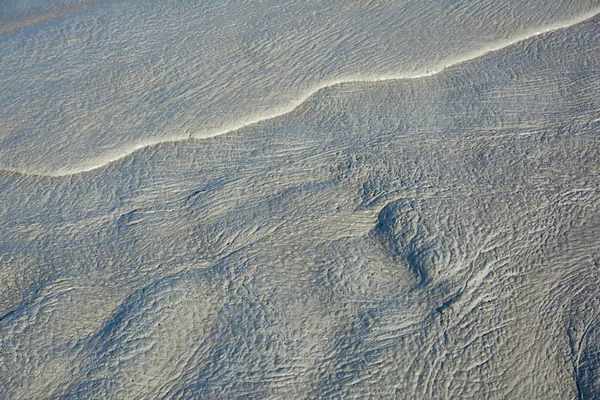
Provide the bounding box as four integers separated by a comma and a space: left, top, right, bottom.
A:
1, 1, 599, 398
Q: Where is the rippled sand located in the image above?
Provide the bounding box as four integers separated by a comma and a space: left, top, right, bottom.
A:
1, 1, 599, 398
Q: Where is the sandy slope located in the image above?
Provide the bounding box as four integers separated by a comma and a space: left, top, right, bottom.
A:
0, 9, 599, 398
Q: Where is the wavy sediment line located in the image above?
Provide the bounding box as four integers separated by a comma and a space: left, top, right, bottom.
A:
2, 9, 599, 178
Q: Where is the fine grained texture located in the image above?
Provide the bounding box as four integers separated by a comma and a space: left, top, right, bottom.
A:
1, 6, 599, 400
0, 0, 599, 174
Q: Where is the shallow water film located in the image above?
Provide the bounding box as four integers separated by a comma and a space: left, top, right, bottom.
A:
1, 1, 599, 398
